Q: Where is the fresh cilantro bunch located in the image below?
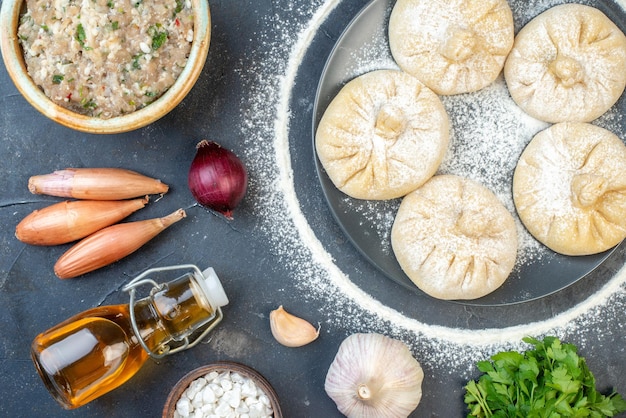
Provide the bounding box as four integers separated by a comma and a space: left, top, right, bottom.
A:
464, 336, 626, 417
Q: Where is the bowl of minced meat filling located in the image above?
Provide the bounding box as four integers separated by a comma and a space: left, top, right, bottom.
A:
0, 0, 210, 133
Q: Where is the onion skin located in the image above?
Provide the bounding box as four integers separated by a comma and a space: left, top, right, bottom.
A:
15, 197, 148, 246
188, 140, 248, 220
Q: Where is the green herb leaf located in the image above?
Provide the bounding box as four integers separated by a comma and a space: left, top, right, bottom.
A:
81, 97, 97, 109
52, 74, 64, 84
464, 336, 626, 418
174, 0, 184, 15
131, 53, 143, 69
75, 23, 92, 50
148, 24, 168, 50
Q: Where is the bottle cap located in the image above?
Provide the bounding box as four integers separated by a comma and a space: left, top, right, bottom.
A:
196, 267, 229, 308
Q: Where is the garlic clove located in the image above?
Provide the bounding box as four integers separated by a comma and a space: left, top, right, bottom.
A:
269, 305, 319, 347
325, 333, 424, 418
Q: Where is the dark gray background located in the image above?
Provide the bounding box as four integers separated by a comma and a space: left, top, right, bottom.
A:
1, 0, 626, 417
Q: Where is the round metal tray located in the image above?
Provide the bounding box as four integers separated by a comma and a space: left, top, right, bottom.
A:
312, 0, 623, 306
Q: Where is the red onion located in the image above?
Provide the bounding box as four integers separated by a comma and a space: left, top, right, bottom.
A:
188, 140, 248, 220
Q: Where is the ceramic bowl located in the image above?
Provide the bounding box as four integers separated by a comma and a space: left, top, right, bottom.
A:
0, 0, 210, 134
163, 361, 283, 418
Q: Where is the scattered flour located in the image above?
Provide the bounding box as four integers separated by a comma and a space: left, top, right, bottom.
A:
238, 0, 626, 371
439, 76, 550, 266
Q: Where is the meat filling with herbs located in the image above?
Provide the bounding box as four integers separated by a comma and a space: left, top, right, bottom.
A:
18, 0, 194, 118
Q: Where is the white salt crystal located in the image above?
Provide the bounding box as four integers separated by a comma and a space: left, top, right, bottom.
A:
247, 402, 267, 418
202, 385, 216, 404
206, 371, 219, 381
231, 372, 245, 384
201, 402, 215, 414
214, 399, 232, 416
241, 379, 257, 398
186, 377, 206, 398
220, 377, 233, 391
191, 390, 204, 408
175, 397, 191, 417
209, 382, 224, 397
258, 394, 270, 407
225, 387, 242, 408
236, 403, 250, 414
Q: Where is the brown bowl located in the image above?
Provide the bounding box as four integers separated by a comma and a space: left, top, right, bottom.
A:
163, 361, 283, 418
0, 0, 211, 134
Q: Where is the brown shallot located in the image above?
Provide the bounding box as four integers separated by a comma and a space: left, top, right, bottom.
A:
54, 208, 186, 279
15, 197, 148, 246
28, 168, 169, 200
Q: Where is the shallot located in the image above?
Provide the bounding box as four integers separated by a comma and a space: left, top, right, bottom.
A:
28, 168, 168, 200
54, 208, 186, 279
188, 140, 248, 220
15, 197, 148, 245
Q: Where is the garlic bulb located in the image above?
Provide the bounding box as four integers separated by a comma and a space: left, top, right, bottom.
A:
269, 305, 319, 347
325, 333, 424, 418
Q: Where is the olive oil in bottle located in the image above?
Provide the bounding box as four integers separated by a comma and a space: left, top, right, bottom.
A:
31, 265, 228, 409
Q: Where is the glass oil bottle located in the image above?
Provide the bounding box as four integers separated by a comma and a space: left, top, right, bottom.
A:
30, 264, 229, 409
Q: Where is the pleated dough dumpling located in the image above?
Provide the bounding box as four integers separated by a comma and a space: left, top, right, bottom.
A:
391, 175, 518, 300
513, 122, 626, 256
388, 0, 514, 95
504, 4, 626, 123
315, 70, 449, 200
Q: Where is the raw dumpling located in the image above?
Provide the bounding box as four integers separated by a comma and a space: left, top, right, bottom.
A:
391, 175, 518, 300
504, 4, 626, 123
513, 122, 626, 256
315, 70, 449, 200
388, 0, 514, 95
